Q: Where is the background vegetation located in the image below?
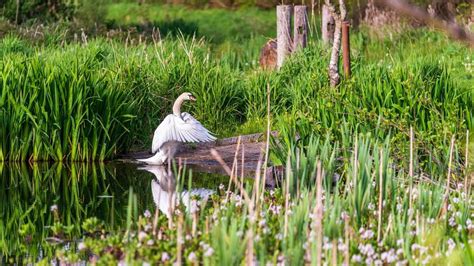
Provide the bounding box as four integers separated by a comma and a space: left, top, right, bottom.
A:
1, 25, 472, 162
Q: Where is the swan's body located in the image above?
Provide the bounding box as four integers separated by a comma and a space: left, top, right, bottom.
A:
138, 93, 216, 165
140, 166, 214, 218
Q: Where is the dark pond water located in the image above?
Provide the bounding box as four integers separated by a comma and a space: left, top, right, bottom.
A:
0, 161, 229, 262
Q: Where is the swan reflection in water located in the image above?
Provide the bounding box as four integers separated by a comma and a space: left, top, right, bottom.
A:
139, 165, 215, 218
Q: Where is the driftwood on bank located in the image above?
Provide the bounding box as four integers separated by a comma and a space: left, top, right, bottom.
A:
120, 132, 279, 186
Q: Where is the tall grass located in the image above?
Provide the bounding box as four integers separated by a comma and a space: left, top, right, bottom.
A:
1, 26, 472, 164
0, 40, 136, 161
25, 132, 473, 264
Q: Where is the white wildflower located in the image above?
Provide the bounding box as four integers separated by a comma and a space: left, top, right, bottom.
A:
161, 252, 170, 262
397, 203, 403, 212
368, 203, 375, 210
144, 210, 151, 218
365, 257, 374, 265
397, 239, 404, 246
396, 248, 404, 256
361, 229, 375, 239
449, 217, 456, 227
359, 243, 375, 256
269, 205, 282, 215
188, 252, 197, 262
144, 224, 152, 232
276, 233, 283, 240
138, 231, 148, 242
351, 255, 362, 263
447, 238, 456, 255
323, 242, 332, 251
77, 242, 87, 251
204, 247, 214, 257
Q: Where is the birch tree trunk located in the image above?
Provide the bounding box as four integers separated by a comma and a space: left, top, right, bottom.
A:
327, 0, 347, 87
328, 18, 342, 87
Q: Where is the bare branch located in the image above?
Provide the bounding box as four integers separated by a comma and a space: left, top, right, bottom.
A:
379, 0, 474, 47
339, 0, 347, 21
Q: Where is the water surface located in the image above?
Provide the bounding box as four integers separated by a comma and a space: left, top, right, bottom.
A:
0, 161, 228, 261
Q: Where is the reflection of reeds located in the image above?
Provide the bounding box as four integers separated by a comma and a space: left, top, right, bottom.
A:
0, 162, 152, 258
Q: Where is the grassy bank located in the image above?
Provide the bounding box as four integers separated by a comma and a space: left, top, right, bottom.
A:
1, 27, 473, 163
105, 3, 275, 44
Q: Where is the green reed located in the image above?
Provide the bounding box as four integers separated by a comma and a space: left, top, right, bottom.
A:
23, 132, 472, 265
0, 41, 136, 162
1, 27, 472, 164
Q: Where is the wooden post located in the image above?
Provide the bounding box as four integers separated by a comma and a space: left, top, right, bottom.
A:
293, 5, 308, 51
277, 5, 292, 69
342, 21, 351, 77
321, 4, 335, 45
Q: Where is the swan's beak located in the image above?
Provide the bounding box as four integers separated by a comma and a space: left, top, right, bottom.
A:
189, 95, 197, 102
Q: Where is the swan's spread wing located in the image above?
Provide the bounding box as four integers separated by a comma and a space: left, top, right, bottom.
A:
152, 115, 175, 153
180, 112, 216, 142
152, 113, 216, 153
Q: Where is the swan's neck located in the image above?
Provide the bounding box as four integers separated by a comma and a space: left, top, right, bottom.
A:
173, 95, 185, 117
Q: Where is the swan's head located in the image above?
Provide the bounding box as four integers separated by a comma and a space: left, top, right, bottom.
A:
182, 92, 196, 102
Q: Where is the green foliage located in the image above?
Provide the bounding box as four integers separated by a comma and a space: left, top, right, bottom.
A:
105, 3, 275, 44
7, 133, 471, 264
0, 38, 136, 161
1, 0, 77, 24
1, 25, 473, 163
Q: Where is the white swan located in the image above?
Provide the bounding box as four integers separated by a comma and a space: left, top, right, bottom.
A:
139, 165, 214, 218
137, 92, 216, 165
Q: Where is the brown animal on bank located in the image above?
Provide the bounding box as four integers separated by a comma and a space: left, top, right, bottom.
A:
259, 39, 277, 70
